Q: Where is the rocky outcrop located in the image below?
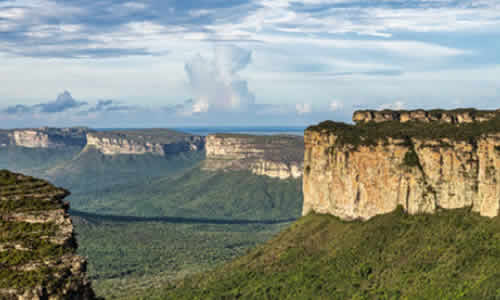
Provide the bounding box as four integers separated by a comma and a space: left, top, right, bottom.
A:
203, 134, 303, 179
85, 130, 204, 156
353, 109, 500, 124
9, 127, 88, 149
303, 111, 500, 220
0, 170, 97, 299
86, 133, 165, 155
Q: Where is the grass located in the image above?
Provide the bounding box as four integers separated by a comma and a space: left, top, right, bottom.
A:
150, 208, 500, 300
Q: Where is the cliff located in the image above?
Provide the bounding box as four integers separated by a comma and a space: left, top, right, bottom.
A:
303, 110, 500, 220
85, 129, 205, 156
0, 170, 96, 299
203, 134, 303, 179
353, 108, 500, 124
7, 127, 88, 149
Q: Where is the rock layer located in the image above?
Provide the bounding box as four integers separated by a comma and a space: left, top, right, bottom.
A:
0, 170, 96, 299
203, 134, 303, 179
353, 109, 500, 124
85, 130, 204, 156
9, 127, 88, 149
303, 113, 500, 220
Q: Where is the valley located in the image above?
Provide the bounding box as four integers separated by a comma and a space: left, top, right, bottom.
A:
2, 111, 500, 299
0, 127, 304, 299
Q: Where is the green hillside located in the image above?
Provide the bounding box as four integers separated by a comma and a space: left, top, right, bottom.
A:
64, 165, 302, 220
46, 148, 205, 200
150, 208, 500, 300
0, 146, 82, 177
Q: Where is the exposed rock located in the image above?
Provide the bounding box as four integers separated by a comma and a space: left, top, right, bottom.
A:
0, 170, 97, 299
353, 109, 500, 124
203, 134, 303, 179
85, 130, 205, 156
8, 127, 88, 149
303, 112, 500, 220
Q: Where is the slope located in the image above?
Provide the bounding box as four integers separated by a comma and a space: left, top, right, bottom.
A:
66, 166, 303, 219
151, 208, 500, 300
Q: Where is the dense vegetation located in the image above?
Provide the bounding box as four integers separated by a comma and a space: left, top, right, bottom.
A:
74, 213, 291, 299
308, 114, 500, 147
68, 167, 302, 219
152, 208, 500, 300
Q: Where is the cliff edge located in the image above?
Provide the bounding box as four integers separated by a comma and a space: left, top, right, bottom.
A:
303, 109, 500, 220
85, 129, 204, 156
203, 134, 304, 179
0, 170, 96, 299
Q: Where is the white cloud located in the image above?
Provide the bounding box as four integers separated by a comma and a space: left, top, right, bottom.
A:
296, 103, 312, 115
329, 100, 343, 111
183, 45, 256, 114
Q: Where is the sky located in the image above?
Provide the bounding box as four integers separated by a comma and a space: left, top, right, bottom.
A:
0, 0, 499, 128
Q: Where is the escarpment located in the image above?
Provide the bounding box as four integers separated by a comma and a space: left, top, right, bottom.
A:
9, 127, 88, 149
303, 110, 500, 220
353, 108, 500, 124
203, 134, 304, 179
0, 170, 96, 299
84, 129, 205, 156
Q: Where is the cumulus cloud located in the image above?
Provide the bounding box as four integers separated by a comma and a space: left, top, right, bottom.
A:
183, 45, 255, 114
37, 91, 87, 113
3, 91, 87, 114
329, 100, 344, 111
296, 103, 312, 115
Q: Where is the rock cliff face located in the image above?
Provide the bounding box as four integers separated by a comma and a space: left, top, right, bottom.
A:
203, 134, 303, 179
303, 110, 500, 220
0, 170, 96, 299
353, 109, 500, 124
8, 127, 88, 149
85, 130, 204, 156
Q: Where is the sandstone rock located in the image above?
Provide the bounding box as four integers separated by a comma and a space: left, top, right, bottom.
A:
203, 134, 304, 179
304, 113, 500, 220
353, 109, 499, 124
85, 130, 205, 156
9, 128, 87, 148
0, 170, 97, 299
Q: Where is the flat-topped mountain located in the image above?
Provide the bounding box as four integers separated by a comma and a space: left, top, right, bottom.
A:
0, 127, 88, 149
0, 170, 96, 299
85, 129, 205, 156
0, 127, 205, 157
304, 109, 500, 220
203, 134, 304, 179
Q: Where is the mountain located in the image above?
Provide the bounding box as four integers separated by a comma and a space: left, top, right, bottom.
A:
0, 170, 96, 299
304, 109, 500, 220
146, 109, 500, 299
203, 134, 304, 179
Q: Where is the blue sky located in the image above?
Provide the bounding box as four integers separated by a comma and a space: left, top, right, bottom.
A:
0, 0, 499, 128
